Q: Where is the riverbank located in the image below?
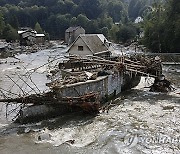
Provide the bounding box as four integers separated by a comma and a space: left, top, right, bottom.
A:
0, 40, 64, 59
146, 52, 180, 63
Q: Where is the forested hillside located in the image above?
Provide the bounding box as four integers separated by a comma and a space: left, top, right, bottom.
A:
0, 0, 179, 53
0, 0, 154, 39
142, 0, 180, 53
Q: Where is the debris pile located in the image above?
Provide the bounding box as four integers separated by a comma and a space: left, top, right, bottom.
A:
127, 55, 162, 76
0, 91, 100, 113
56, 54, 162, 77
0, 42, 53, 58
150, 75, 174, 93
47, 71, 98, 88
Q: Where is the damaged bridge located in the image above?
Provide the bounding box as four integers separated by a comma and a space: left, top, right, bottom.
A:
0, 54, 166, 123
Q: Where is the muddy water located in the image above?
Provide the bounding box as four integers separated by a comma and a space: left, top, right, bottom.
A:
0, 49, 180, 154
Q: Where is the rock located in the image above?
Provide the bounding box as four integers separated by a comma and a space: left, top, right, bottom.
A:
162, 106, 175, 110
85, 71, 93, 79
150, 75, 173, 93
24, 128, 31, 133
38, 129, 51, 141
65, 140, 75, 144
90, 73, 98, 80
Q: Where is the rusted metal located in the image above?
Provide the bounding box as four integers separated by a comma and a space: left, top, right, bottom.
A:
63, 92, 100, 113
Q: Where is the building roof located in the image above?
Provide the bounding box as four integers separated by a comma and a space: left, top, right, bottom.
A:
68, 34, 109, 54
36, 34, 45, 37
65, 26, 83, 33
80, 34, 108, 54
18, 30, 37, 34
21, 32, 36, 39
18, 30, 45, 38
18, 30, 25, 34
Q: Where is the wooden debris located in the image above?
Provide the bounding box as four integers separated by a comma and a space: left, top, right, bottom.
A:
0, 92, 100, 113
150, 75, 173, 93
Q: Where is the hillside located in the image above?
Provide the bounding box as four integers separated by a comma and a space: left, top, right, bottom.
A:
0, 0, 179, 53
0, 0, 152, 39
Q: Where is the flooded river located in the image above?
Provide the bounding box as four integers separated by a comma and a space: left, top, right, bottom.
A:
0, 48, 179, 154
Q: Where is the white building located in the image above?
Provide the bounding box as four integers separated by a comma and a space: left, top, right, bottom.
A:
67, 34, 113, 58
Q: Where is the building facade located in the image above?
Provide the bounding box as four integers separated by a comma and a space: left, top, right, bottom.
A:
67, 34, 113, 58
65, 26, 85, 45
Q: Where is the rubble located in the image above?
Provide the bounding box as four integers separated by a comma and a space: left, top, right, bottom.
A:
0, 42, 53, 59
150, 74, 174, 93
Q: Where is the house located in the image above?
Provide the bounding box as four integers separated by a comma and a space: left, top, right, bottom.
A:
67, 34, 113, 58
36, 33, 45, 44
18, 29, 36, 45
135, 16, 143, 23
18, 28, 45, 45
65, 26, 85, 45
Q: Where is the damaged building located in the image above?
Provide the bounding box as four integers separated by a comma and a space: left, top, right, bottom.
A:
65, 26, 85, 45
18, 28, 45, 46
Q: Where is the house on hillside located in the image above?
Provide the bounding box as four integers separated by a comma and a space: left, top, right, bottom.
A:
65, 26, 85, 45
67, 34, 113, 58
134, 16, 143, 23
18, 28, 45, 45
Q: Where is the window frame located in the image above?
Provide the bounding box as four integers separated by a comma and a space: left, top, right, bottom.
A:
78, 46, 83, 51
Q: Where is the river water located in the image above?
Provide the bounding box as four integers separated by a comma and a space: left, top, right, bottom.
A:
0, 47, 179, 154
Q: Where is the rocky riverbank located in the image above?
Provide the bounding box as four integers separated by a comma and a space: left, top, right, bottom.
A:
0, 41, 61, 59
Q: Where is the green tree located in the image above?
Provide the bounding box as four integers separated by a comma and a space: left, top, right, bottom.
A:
34, 22, 43, 33
128, 0, 146, 20
86, 20, 99, 33
0, 13, 5, 38
163, 0, 180, 52
142, 1, 166, 52
107, 1, 124, 22
9, 15, 19, 29
109, 24, 119, 41
116, 24, 137, 43
55, 14, 70, 39
100, 27, 109, 37
76, 14, 90, 28
78, 0, 102, 19
3, 24, 19, 42
70, 17, 77, 26
128, 0, 137, 19
98, 14, 113, 29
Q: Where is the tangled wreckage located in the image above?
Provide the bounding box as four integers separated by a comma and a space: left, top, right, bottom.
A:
0, 54, 173, 123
